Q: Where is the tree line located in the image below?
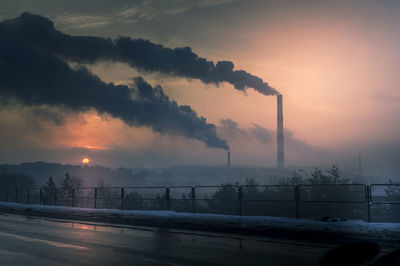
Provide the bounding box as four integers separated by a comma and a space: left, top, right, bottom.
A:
1, 166, 399, 221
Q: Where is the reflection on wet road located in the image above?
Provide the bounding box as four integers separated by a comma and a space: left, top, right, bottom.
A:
0, 213, 334, 265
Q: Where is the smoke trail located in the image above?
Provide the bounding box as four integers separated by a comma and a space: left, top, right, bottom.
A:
0, 35, 229, 150
2, 12, 278, 95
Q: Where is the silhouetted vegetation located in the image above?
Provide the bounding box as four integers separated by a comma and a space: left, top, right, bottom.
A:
385, 179, 400, 202
0, 173, 35, 203
0, 165, 398, 222
42, 176, 56, 205
280, 166, 350, 186
0, 162, 147, 187
0, 173, 35, 188
124, 191, 145, 210
58, 172, 82, 206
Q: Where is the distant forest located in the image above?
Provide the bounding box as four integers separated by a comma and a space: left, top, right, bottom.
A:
0, 162, 147, 187
0, 162, 293, 188
0, 161, 396, 189
0, 163, 399, 222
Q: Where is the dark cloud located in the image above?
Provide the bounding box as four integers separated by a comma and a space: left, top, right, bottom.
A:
131, 77, 229, 150
285, 130, 318, 155
219, 119, 322, 155
2, 12, 277, 96
219, 119, 248, 138
249, 124, 272, 144
219, 119, 272, 144
219, 118, 273, 144
29, 107, 68, 126
0, 19, 229, 150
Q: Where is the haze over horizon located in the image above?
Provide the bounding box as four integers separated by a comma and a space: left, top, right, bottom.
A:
1, 0, 400, 179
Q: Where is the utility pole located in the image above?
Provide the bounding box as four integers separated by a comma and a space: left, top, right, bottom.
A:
358, 155, 362, 178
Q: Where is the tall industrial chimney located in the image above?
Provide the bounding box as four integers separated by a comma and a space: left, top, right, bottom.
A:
227, 151, 231, 169
277, 95, 285, 169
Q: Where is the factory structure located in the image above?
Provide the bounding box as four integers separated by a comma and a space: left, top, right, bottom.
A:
227, 151, 231, 169
227, 95, 286, 170
277, 95, 285, 169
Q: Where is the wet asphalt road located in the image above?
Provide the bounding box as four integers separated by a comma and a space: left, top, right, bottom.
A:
0, 213, 350, 266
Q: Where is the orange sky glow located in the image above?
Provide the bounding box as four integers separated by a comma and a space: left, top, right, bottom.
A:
0, 1, 399, 173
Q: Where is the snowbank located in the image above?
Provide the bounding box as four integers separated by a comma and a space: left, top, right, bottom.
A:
0, 202, 399, 241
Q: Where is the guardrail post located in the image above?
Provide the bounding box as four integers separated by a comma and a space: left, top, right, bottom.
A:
54, 188, 57, 206
166, 187, 170, 211
39, 189, 43, 205
238, 186, 243, 216
191, 187, 196, 213
94, 188, 98, 209
366, 185, 371, 223
120, 187, 124, 210
15, 188, 18, 203
72, 188, 75, 207
295, 186, 300, 219
26, 188, 30, 204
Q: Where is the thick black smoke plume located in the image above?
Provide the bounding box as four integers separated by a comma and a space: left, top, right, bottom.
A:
2, 12, 277, 95
0, 18, 229, 150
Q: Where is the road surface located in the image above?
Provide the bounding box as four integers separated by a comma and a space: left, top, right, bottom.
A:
0, 213, 391, 266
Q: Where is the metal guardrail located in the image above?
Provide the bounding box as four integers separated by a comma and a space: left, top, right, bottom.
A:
0, 184, 399, 222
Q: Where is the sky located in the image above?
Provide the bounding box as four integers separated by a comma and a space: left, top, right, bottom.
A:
0, 0, 399, 177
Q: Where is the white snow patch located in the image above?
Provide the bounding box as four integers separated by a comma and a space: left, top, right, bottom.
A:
0, 202, 399, 239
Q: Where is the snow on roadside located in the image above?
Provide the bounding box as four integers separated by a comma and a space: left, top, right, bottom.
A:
0, 201, 399, 240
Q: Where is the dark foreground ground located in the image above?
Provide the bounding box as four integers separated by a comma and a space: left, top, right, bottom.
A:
0, 213, 398, 266
0, 213, 334, 266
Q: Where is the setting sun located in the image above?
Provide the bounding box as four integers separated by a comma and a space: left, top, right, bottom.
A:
82, 158, 90, 164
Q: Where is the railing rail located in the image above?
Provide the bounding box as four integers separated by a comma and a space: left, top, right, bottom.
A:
0, 184, 399, 222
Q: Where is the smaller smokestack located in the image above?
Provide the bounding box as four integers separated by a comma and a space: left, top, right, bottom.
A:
227, 151, 231, 169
